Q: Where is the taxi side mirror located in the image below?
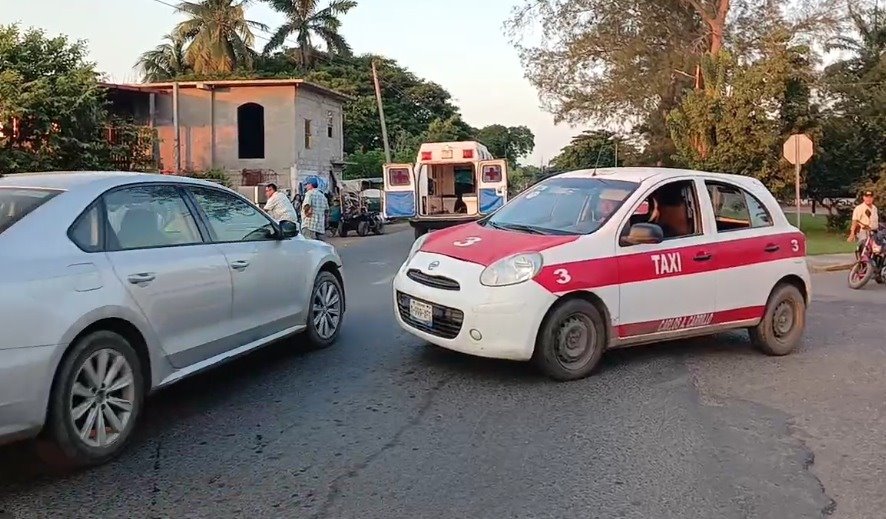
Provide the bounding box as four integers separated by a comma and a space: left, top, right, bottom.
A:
620, 222, 664, 246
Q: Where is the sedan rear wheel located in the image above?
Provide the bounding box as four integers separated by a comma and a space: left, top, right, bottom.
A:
40, 330, 144, 468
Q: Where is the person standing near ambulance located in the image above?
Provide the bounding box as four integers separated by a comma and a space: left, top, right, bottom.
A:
848, 190, 879, 246
301, 177, 329, 240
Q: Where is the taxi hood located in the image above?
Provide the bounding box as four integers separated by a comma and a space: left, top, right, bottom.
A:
418, 222, 579, 267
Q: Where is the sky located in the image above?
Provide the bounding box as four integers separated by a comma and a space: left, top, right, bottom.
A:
2, 0, 580, 165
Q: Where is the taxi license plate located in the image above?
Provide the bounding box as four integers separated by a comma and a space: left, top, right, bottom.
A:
409, 298, 433, 325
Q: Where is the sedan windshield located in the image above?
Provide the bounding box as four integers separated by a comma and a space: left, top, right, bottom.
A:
482, 177, 639, 235
0, 187, 62, 234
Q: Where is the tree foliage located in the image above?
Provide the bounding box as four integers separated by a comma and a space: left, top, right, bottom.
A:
0, 25, 151, 173
173, 0, 267, 75
550, 130, 639, 172
262, 0, 357, 67
475, 124, 535, 168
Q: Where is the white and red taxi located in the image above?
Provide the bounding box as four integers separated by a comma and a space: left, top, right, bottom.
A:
392, 167, 811, 381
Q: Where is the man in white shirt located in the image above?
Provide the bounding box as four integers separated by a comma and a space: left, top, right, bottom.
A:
263, 183, 299, 223
848, 190, 879, 245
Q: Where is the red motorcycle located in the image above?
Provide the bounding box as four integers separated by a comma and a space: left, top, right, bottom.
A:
848, 224, 886, 289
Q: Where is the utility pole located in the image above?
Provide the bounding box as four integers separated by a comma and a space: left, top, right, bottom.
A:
371, 60, 392, 163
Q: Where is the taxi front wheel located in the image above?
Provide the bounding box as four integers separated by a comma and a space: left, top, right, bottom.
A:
749, 284, 806, 356
533, 299, 606, 381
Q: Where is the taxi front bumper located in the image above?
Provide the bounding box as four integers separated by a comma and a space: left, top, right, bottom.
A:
392, 253, 557, 361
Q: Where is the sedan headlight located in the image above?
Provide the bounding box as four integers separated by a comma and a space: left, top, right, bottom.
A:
404, 232, 430, 265
480, 252, 543, 287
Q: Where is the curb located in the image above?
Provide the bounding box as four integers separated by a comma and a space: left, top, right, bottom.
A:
808, 262, 855, 273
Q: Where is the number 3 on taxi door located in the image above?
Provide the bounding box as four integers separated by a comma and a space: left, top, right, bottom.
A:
554, 268, 571, 285
791, 239, 799, 253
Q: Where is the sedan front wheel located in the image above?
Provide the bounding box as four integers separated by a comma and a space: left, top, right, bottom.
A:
305, 270, 344, 348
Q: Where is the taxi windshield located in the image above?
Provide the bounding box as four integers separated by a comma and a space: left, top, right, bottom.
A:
482, 177, 639, 235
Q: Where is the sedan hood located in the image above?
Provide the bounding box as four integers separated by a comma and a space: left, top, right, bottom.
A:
419, 223, 579, 267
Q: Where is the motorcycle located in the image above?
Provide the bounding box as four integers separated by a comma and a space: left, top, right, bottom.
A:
847, 223, 886, 289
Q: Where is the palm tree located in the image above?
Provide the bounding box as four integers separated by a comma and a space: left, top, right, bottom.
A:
262, 0, 358, 67
135, 34, 190, 81
173, 0, 268, 75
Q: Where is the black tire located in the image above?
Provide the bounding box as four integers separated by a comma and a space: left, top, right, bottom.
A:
414, 226, 427, 240
357, 220, 369, 237
338, 222, 348, 238
304, 270, 345, 349
373, 220, 385, 235
749, 283, 806, 356
532, 299, 606, 381
39, 330, 145, 468
848, 260, 874, 289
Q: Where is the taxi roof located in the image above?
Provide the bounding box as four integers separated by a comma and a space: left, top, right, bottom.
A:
555, 167, 759, 187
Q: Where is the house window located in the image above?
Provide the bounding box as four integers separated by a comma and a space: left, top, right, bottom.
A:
327, 111, 334, 138
304, 119, 312, 149
237, 103, 265, 159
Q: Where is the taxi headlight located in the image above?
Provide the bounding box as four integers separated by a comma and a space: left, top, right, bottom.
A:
404, 232, 430, 265
480, 252, 543, 287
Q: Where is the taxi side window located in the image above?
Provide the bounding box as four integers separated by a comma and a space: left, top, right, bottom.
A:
621, 180, 701, 243
706, 181, 773, 232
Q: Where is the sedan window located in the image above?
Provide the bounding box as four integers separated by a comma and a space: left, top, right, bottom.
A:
187, 187, 277, 242
0, 187, 61, 234
104, 185, 203, 250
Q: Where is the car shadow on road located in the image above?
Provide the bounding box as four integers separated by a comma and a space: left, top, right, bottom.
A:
0, 335, 325, 485
413, 330, 759, 384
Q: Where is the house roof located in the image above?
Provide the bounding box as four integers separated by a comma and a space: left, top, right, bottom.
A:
101, 79, 352, 102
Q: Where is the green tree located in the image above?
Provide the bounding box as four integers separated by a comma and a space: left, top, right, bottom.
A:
343, 148, 385, 179
550, 130, 636, 171
0, 25, 123, 172
475, 124, 535, 167
262, 0, 357, 67
173, 0, 267, 75
135, 33, 190, 81
667, 25, 820, 195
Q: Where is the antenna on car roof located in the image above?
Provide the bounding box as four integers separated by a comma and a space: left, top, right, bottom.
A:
590, 145, 605, 176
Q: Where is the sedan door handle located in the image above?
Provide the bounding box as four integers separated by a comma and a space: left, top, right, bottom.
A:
764, 243, 780, 253
693, 252, 713, 262
230, 260, 250, 270
127, 273, 156, 284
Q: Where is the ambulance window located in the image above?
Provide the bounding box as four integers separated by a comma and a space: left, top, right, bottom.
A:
482, 165, 502, 183
706, 181, 771, 231
387, 168, 411, 187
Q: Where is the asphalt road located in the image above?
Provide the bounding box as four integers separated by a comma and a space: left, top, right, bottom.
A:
1, 226, 884, 519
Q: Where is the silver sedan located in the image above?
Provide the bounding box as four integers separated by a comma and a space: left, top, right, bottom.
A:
0, 172, 345, 467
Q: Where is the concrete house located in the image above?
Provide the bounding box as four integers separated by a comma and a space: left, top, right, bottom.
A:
104, 79, 351, 190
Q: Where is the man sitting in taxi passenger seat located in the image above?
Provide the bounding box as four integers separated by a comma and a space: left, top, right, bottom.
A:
649, 185, 692, 238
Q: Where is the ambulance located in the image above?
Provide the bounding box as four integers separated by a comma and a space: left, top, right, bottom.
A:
382, 141, 508, 239
392, 167, 811, 381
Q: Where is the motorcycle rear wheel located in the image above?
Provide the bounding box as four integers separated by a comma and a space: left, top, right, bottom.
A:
848, 260, 874, 289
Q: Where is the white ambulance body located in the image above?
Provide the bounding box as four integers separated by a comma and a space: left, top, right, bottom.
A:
392, 167, 812, 381
382, 141, 508, 239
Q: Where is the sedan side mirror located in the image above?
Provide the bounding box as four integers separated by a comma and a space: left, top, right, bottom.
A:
620, 222, 664, 246
279, 220, 300, 239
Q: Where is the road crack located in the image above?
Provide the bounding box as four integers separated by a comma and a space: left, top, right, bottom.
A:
312, 374, 454, 518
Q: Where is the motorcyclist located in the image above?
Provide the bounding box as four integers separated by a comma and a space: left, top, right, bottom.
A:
848, 190, 879, 249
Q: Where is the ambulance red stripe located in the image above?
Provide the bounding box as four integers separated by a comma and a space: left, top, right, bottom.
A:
616, 306, 766, 337
533, 231, 806, 293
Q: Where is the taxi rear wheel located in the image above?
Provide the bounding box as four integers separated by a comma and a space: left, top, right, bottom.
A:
533, 299, 606, 381
749, 283, 805, 356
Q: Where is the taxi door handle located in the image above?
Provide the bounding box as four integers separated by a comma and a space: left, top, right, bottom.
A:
693, 251, 713, 262
764, 243, 780, 253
